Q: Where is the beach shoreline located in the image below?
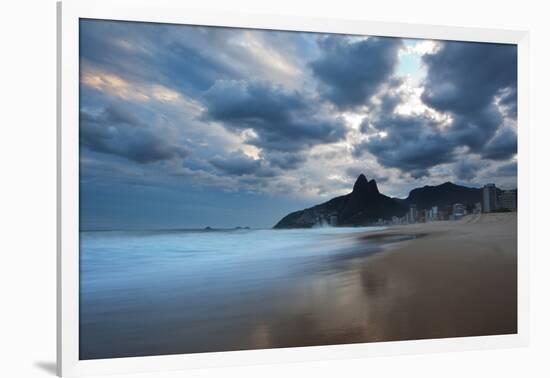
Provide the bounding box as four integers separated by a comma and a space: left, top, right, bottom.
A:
247, 212, 518, 350
79, 213, 518, 359
355, 212, 518, 341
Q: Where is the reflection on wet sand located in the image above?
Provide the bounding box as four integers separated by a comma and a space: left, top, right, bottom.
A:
80, 213, 516, 359
248, 213, 517, 348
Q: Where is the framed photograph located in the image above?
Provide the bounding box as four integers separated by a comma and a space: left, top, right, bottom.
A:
57, 0, 529, 376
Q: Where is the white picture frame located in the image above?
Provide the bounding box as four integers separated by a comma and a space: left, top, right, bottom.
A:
57, 0, 530, 376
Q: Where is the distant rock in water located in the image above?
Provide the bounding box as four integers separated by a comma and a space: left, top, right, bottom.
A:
273, 174, 508, 229
273, 174, 407, 229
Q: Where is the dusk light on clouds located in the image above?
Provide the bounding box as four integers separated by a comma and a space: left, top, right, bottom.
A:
79, 19, 517, 229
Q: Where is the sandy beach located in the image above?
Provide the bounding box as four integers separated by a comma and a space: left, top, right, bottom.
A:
357, 212, 518, 341
80, 213, 517, 358
250, 212, 518, 348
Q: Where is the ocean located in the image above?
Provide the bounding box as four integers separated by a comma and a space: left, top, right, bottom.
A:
80, 226, 385, 359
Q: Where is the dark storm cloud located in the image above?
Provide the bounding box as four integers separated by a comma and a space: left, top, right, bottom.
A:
209, 152, 276, 177
481, 128, 518, 160
449, 106, 504, 151
203, 80, 306, 123
80, 104, 146, 128
261, 151, 307, 170
160, 41, 240, 93
422, 41, 517, 152
422, 41, 517, 115
355, 41, 517, 177
77, 18, 520, 230
80, 20, 244, 97
354, 90, 456, 177
355, 116, 455, 179
494, 161, 518, 177
453, 159, 487, 181
80, 107, 189, 164
310, 36, 402, 109
202, 80, 347, 152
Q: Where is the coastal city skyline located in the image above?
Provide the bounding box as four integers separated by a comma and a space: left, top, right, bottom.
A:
79, 20, 518, 229
273, 172, 517, 229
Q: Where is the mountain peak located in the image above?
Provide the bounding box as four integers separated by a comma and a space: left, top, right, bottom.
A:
352, 174, 380, 195
369, 179, 380, 194
353, 174, 368, 191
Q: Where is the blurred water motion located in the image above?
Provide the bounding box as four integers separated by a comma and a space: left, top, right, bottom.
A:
79, 227, 386, 359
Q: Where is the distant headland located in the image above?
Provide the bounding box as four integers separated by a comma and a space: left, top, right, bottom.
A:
273, 174, 517, 228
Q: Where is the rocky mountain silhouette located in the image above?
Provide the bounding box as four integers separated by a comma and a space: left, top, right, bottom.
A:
273, 174, 508, 228
397, 181, 489, 210
273, 174, 407, 228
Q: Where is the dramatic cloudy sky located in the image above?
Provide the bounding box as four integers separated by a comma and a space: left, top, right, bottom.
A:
79, 19, 517, 230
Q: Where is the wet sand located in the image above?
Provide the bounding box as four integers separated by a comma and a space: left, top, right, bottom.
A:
357, 212, 518, 341
250, 213, 517, 347
80, 213, 517, 358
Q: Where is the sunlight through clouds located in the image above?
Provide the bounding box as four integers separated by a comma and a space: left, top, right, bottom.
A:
78, 19, 517, 228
